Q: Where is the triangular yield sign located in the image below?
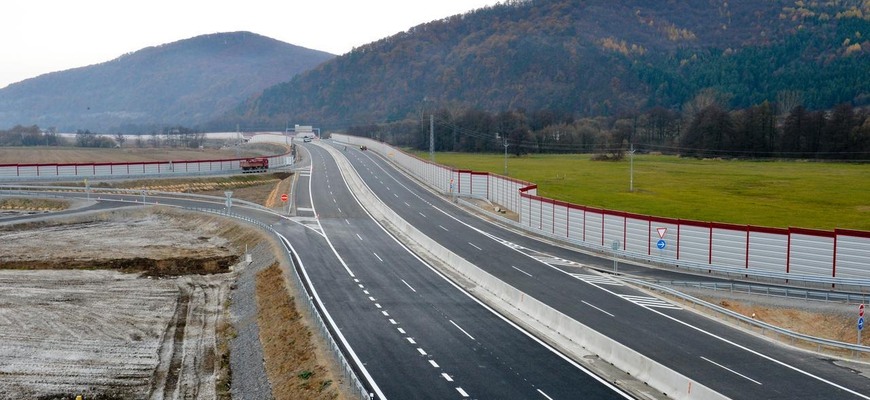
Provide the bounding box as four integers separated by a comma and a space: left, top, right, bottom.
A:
656, 227, 667, 239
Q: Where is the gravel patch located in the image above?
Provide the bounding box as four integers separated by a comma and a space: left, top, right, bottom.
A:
229, 242, 276, 399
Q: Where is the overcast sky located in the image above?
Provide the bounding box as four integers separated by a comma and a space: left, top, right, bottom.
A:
1, 0, 500, 89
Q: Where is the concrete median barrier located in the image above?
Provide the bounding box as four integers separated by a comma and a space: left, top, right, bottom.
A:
318, 142, 728, 400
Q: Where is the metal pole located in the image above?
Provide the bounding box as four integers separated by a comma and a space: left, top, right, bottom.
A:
503, 136, 509, 176
629, 143, 635, 192
429, 114, 434, 161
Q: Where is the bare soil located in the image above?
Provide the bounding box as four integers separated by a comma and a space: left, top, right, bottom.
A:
0, 208, 249, 399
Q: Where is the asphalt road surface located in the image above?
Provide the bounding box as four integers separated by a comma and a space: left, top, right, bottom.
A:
327, 140, 870, 400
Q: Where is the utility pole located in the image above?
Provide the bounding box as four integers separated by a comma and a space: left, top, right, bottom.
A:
429, 114, 435, 161
502, 134, 510, 176
629, 143, 636, 192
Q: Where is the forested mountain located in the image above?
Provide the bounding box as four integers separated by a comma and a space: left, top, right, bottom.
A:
220, 0, 869, 131
0, 32, 334, 132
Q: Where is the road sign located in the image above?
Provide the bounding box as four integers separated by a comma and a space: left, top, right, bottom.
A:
656, 239, 667, 250
281, 193, 288, 202
656, 227, 667, 239
860, 304, 865, 317
859, 317, 865, 331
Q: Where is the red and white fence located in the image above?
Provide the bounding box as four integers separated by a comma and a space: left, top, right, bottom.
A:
0, 153, 293, 179
333, 134, 870, 287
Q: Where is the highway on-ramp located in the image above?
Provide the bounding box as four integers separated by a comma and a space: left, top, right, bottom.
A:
325, 140, 870, 400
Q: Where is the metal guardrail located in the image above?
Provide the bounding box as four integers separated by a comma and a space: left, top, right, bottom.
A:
621, 276, 870, 360
664, 281, 870, 304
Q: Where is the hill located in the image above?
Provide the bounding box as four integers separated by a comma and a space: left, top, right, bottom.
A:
220, 0, 869, 130
0, 31, 334, 132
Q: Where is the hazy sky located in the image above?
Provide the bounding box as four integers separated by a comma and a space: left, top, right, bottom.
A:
2, 0, 500, 89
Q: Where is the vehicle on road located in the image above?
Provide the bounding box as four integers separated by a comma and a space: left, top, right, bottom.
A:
239, 157, 269, 172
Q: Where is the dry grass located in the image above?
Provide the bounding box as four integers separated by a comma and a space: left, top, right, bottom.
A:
0, 197, 69, 211
255, 263, 343, 400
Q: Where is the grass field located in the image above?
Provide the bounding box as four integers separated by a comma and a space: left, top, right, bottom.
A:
422, 152, 870, 231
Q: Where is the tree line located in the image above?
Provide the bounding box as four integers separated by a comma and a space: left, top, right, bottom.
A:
347, 101, 870, 160
0, 125, 207, 149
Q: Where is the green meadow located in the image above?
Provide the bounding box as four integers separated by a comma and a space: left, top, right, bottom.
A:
420, 152, 870, 232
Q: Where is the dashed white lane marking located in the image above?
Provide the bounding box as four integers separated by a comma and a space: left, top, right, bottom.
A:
404, 202, 411, 207
407, 337, 416, 344
570, 273, 624, 286
418, 212, 427, 218
401, 279, 417, 293
439, 225, 449, 231
356, 233, 363, 240
373, 252, 383, 262
537, 388, 554, 400
620, 294, 682, 310
394, 193, 399, 198
417, 348, 427, 356
468, 242, 483, 251
581, 300, 614, 317
429, 360, 439, 368
512, 265, 533, 277
441, 373, 453, 382
397, 328, 406, 334
389, 319, 397, 325
456, 387, 469, 397
375, 304, 382, 309
381, 310, 388, 316
368, 296, 376, 302
449, 320, 475, 341
702, 356, 763, 385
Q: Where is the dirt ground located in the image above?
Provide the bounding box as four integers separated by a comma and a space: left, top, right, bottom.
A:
0, 208, 251, 399
0, 165, 345, 400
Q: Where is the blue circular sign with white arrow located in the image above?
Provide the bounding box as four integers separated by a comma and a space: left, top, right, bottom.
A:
656, 239, 667, 250
860, 317, 865, 331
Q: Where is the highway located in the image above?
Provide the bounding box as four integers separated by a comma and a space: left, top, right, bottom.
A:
292, 144, 632, 399
6, 139, 870, 399
324, 140, 870, 399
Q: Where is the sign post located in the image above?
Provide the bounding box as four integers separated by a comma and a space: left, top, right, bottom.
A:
611, 240, 620, 273
656, 227, 667, 259
281, 193, 289, 214
225, 191, 233, 210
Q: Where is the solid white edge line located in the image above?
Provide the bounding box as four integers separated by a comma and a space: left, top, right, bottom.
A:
701, 356, 763, 386
278, 234, 386, 400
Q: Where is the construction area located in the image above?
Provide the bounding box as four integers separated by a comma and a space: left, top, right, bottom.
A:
0, 193, 344, 400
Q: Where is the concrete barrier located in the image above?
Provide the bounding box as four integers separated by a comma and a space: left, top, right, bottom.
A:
318, 142, 728, 400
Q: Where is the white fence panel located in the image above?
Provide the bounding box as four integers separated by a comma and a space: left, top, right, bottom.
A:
711, 226, 747, 269
584, 212, 603, 246
677, 225, 709, 264
836, 233, 870, 279
789, 233, 834, 277
553, 204, 569, 238
603, 214, 624, 250
747, 231, 788, 274
567, 207, 585, 242
625, 217, 649, 254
